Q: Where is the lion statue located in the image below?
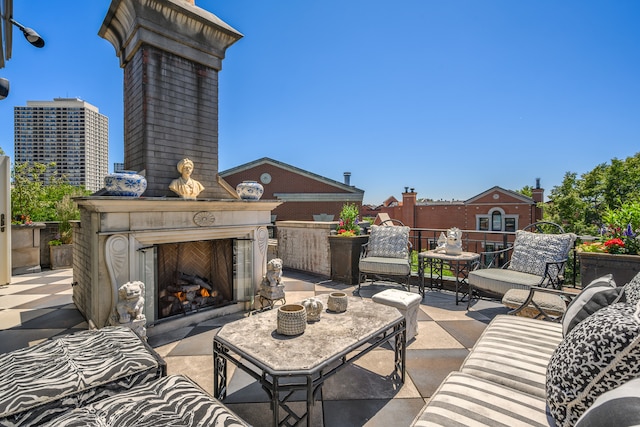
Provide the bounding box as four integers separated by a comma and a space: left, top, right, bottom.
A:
434, 227, 463, 255
116, 281, 145, 324
262, 258, 283, 287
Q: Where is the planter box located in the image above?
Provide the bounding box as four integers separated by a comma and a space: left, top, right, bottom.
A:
50, 244, 73, 270
11, 223, 45, 275
329, 235, 369, 285
579, 252, 640, 287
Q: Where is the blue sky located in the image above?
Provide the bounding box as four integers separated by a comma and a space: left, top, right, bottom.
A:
1, 1, 638, 205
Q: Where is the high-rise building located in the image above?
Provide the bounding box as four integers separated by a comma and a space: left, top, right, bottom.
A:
14, 98, 109, 192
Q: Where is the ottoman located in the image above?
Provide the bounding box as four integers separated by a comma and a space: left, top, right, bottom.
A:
40, 375, 249, 427
372, 289, 422, 342
502, 288, 567, 319
0, 326, 166, 427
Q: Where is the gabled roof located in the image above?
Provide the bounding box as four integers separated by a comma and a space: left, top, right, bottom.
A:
219, 157, 364, 194
465, 186, 534, 204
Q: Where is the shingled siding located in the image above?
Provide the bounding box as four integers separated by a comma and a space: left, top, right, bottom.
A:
124, 45, 228, 198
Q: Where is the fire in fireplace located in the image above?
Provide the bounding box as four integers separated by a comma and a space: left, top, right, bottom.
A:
157, 239, 234, 319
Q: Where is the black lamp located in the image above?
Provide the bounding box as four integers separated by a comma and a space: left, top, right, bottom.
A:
9, 18, 45, 48
0, 78, 8, 100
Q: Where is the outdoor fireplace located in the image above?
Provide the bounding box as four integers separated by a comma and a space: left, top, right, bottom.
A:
156, 240, 234, 320
70, 1, 281, 337
72, 198, 279, 336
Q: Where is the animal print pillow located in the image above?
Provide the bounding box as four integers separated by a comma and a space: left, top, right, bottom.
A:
623, 271, 640, 305
546, 301, 640, 427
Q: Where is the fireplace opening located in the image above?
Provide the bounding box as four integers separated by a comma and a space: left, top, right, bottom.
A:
157, 239, 234, 320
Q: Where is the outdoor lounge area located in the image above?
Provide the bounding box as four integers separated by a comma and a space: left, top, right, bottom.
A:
1, 267, 509, 426
4, 263, 640, 426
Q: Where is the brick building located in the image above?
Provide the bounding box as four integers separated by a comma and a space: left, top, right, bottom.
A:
220, 158, 364, 222
362, 183, 544, 251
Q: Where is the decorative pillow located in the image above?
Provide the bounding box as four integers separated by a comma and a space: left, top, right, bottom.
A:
508, 230, 575, 277
562, 274, 622, 336
367, 225, 410, 259
546, 302, 640, 427
623, 271, 640, 306
575, 377, 640, 427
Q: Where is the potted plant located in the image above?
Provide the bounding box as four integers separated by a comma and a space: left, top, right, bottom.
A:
48, 195, 77, 269
577, 201, 640, 286
329, 203, 369, 284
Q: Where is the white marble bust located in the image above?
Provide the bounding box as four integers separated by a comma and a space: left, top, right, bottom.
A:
169, 158, 205, 199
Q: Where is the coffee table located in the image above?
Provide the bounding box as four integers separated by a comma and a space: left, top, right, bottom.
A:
213, 294, 406, 427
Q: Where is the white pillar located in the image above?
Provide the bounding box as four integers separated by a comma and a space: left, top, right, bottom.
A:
0, 156, 11, 286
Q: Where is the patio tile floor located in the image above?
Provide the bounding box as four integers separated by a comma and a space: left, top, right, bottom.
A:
0, 268, 509, 426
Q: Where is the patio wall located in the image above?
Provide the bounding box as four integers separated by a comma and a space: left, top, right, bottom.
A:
275, 220, 337, 277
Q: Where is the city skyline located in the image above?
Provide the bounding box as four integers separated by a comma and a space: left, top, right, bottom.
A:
0, 1, 638, 204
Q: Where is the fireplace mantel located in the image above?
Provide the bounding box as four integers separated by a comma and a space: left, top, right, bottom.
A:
73, 197, 280, 335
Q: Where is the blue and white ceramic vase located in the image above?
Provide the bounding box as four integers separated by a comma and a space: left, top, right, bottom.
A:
104, 171, 147, 197
236, 180, 264, 200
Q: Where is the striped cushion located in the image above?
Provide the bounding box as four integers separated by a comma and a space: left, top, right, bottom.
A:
460, 315, 563, 398
469, 268, 543, 297
410, 372, 549, 427
575, 377, 640, 427
359, 256, 411, 276
40, 375, 249, 426
0, 327, 165, 427
562, 273, 620, 336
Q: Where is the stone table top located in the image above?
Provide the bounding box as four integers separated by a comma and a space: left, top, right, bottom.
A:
214, 294, 403, 374
418, 250, 480, 262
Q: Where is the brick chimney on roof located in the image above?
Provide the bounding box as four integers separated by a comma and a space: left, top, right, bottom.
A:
531, 178, 544, 222
99, 0, 242, 198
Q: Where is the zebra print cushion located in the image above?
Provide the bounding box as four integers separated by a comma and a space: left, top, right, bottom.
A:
0, 327, 166, 427
40, 375, 249, 427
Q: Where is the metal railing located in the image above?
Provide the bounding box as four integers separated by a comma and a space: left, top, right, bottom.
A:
408, 227, 580, 287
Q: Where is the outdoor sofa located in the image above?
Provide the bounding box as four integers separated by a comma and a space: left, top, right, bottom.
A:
412, 271, 640, 427
0, 326, 247, 427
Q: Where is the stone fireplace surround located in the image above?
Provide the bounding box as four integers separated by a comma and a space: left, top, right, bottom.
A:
73, 197, 280, 337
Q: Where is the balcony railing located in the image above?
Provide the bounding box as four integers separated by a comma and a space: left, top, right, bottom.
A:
409, 227, 580, 287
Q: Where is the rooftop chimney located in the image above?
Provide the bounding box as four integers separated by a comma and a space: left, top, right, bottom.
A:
343, 172, 351, 186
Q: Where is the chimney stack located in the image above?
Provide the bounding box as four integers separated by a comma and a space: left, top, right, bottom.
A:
343, 172, 351, 186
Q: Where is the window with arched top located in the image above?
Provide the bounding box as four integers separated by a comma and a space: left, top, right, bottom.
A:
476, 208, 518, 232
492, 211, 502, 231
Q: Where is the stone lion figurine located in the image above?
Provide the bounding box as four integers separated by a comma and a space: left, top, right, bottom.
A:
262, 258, 283, 287
434, 227, 463, 255
116, 281, 146, 324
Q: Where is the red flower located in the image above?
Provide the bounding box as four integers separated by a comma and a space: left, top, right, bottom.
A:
604, 238, 625, 247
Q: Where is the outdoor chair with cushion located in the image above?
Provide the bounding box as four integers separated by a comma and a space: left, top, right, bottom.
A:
467, 221, 576, 308
358, 219, 412, 293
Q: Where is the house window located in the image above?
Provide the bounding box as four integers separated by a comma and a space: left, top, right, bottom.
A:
477, 210, 517, 232
492, 211, 502, 231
